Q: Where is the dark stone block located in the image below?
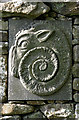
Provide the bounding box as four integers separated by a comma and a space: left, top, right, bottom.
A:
47, 3, 79, 16
23, 111, 45, 119
8, 19, 72, 100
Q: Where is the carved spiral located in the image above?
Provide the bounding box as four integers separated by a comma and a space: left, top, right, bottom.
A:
18, 47, 58, 95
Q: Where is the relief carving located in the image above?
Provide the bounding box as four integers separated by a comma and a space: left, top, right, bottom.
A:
9, 22, 71, 96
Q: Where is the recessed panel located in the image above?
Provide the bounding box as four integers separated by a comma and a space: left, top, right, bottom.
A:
8, 19, 72, 100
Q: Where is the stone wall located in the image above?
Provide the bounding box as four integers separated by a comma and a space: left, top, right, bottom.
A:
0, 1, 79, 119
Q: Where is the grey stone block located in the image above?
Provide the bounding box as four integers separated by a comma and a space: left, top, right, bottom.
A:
1, 2, 50, 19
74, 18, 79, 25
8, 19, 72, 100
0, 31, 8, 42
40, 104, 75, 119
73, 45, 79, 62
1, 103, 34, 115
75, 104, 79, 118
0, 20, 8, 30
73, 93, 79, 102
72, 39, 79, 45
73, 64, 79, 78
73, 26, 79, 39
73, 78, 79, 90
0, 55, 7, 102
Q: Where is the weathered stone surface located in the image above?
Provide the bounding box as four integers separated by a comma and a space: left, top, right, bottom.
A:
72, 64, 79, 78
57, 14, 69, 20
75, 104, 79, 118
9, 19, 72, 100
1, 2, 50, 18
72, 39, 79, 45
73, 26, 79, 39
27, 101, 45, 105
9, 101, 25, 104
0, 42, 8, 54
40, 104, 74, 118
73, 93, 79, 102
0, 31, 8, 42
55, 101, 68, 104
0, 116, 21, 120
74, 18, 79, 25
48, 100, 54, 104
23, 111, 45, 119
73, 45, 79, 62
73, 78, 79, 90
0, 20, 8, 30
0, 55, 7, 102
48, 2, 79, 16
1, 103, 34, 115
0, 84, 7, 102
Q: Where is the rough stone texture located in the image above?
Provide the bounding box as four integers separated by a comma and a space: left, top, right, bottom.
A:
55, 101, 68, 104
73, 45, 79, 62
75, 104, 79, 118
0, 116, 21, 120
23, 111, 45, 119
72, 64, 79, 78
0, 2, 78, 119
72, 39, 79, 45
40, 104, 74, 119
0, 42, 8, 54
73, 78, 79, 90
48, 100, 54, 104
73, 93, 79, 102
0, 31, 8, 42
1, 103, 34, 115
47, 2, 79, 16
1, 2, 50, 18
74, 18, 79, 25
27, 101, 45, 105
0, 20, 8, 30
73, 26, 79, 39
0, 55, 7, 102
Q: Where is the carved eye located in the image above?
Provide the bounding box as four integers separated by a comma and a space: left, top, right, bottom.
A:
18, 40, 28, 49
21, 41, 28, 48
